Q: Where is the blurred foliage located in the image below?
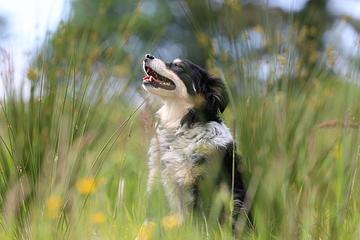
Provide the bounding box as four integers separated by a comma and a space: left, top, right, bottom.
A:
1, 0, 360, 239
41, 0, 360, 94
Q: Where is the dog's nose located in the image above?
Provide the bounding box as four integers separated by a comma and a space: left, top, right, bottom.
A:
145, 54, 155, 60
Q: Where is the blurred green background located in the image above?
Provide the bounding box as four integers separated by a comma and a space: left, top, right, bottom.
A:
1, 0, 360, 239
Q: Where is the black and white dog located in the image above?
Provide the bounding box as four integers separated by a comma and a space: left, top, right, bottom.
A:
142, 54, 251, 226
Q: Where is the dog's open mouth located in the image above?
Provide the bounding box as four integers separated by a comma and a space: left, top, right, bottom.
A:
143, 66, 176, 90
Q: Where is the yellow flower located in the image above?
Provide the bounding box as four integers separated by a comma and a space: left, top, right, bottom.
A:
47, 195, 62, 218
253, 25, 264, 34
162, 214, 182, 231
136, 221, 156, 240
76, 177, 99, 195
91, 212, 106, 224
27, 68, 39, 81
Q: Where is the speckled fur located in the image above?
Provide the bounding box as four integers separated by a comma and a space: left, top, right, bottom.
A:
147, 121, 233, 217
142, 55, 250, 225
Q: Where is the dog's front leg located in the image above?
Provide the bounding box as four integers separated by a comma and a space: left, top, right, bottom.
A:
161, 175, 191, 221
147, 152, 160, 193
147, 136, 162, 193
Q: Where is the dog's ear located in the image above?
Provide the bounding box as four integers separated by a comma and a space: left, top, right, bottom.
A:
181, 66, 229, 126
204, 76, 229, 114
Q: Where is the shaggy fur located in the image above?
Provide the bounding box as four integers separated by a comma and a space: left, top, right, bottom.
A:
142, 54, 250, 226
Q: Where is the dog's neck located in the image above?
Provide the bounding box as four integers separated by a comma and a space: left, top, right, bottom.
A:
157, 98, 194, 128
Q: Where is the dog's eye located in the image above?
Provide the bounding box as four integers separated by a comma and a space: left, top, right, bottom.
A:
173, 62, 183, 69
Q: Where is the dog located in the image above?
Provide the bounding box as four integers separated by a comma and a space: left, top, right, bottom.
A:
142, 54, 251, 228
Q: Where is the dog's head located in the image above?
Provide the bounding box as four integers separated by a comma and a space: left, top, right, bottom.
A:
142, 54, 228, 124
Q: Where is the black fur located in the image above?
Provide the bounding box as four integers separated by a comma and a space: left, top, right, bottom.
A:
167, 59, 252, 227
167, 60, 229, 125
145, 55, 252, 230
222, 143, 253, 228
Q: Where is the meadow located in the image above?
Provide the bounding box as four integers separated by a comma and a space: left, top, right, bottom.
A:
1, 1, 360, 239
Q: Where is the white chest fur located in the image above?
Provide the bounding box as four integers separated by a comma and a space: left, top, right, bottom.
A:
147, 121, 233, 216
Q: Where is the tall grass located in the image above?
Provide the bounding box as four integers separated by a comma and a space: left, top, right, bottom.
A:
234, 81, 360, 239
1, 54, 360, 239
1, 4, 360, 240
0, 47, 144, 238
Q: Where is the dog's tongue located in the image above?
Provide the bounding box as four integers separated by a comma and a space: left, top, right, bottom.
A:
143, 75, 152, 82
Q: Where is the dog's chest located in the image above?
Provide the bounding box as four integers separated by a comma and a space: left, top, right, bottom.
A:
148, 122, 233, 185
150, 126, 202, 164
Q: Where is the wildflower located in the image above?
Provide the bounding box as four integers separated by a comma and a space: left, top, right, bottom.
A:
136, 221, 156, 240
27, 68, 39, 81
76, 177, 99, 195
253, 25, 264, 34
91, 211, 106, 224
162, 214, 182, 231
47, 195, 62, 218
